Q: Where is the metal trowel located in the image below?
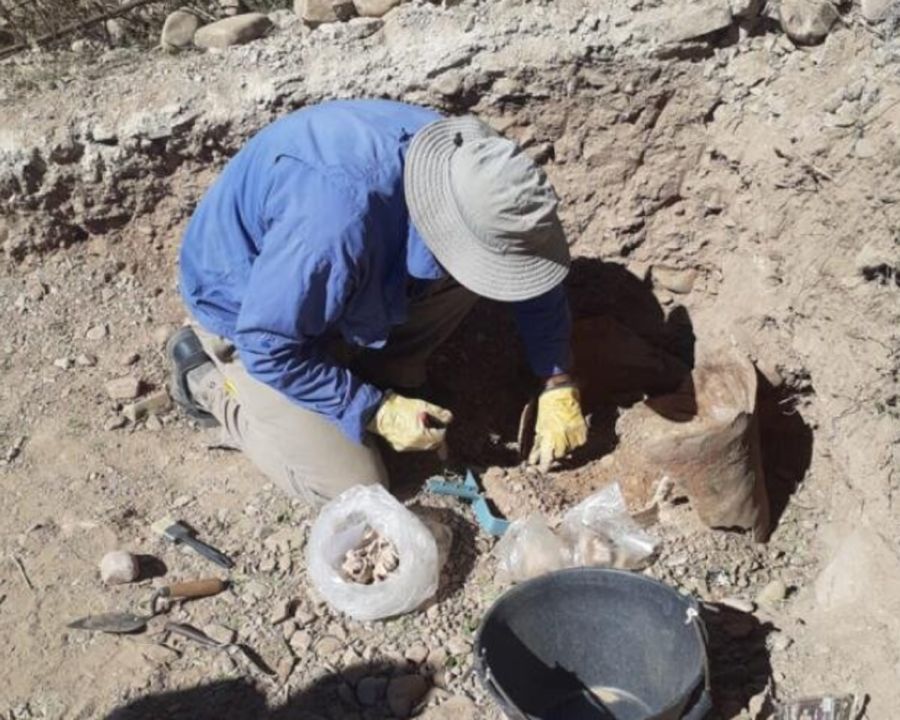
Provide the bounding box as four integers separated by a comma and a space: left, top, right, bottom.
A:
67, 578, 228, 634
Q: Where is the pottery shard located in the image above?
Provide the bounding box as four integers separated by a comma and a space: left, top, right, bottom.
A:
161, 10, 200, 49
294, 0, 356, 25
352, 0, 402, 17
193, 13, 274, 49
778, 0, 837, 45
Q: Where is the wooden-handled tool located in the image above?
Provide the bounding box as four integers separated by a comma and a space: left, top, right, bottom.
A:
155, 578, 228, 601
67, 578, 229, 634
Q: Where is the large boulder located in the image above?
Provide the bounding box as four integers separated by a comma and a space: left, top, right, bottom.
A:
352, 0, 402, 18
294, 0, 356, 26
778, 0, 838, 45
193, 13, 274, 49
160, 9, 201, 50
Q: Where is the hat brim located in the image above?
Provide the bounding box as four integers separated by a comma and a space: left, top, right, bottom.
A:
404, 116, 571, 303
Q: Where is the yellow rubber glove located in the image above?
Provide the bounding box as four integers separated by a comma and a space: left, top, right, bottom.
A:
368, 391, 453, 452
528, 386, 588, 472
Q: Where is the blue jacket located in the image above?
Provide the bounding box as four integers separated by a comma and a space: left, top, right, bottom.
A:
180, 100, 571, 443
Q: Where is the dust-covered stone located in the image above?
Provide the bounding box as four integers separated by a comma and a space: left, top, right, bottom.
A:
352, 0, 402, 17
105, 376, 142, 401
778, 0, 837, 45
161, 10, 201, 50
194, 13, 274, 49
387, 674, 429, 718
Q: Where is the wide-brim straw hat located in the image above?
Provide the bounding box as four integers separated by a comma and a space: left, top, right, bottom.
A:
405, 115, 571, 302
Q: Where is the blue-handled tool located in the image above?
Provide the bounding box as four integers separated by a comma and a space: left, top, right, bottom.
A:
425, 470, 511, 536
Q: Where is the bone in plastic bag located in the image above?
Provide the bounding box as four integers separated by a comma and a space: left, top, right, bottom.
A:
561, 483, 659, 570
493, 514, 571, 583
307, 484, 439, 621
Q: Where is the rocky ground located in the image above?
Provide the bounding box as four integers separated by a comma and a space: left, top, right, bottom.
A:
1, 0, 899, 718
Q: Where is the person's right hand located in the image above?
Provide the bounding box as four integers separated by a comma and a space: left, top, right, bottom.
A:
368, 391, 453, 452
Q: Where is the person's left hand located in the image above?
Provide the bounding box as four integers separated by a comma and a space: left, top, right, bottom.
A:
528, 385, 588, 472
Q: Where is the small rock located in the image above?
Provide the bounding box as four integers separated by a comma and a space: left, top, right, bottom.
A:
123, 390, 171, 422
100, 550, 139, 584
271, 599, 295, 625
90, 125, 117, 144
104, 415, 128, 431
721, 597, 756, 614
220, 0, 243, 16
75, 353, 97, 367
194, 13, 274, 49
388, 674, 430, 718
139, 643, 177, 665
294, 607, 316, 627
769, 633, 793, 652
242, 579, 269, 601
756, 579, 787, 607
203, 624, 236, 645
637, 1, 733, 43
778, 0, 837, 45
652, 266, 697, 294
263, 527, 297, 554
86, 324, 108, 341
120, 352, 140, 366
729, 0, 763, 18
433, 72, 464, 98
314, 635, 343, 658
357, 676, 387, 706
295, 0, 356, 25
861, 0, 893, 22
421, 696, 478, 720
105, 376, 142, 401
446, 636, 472, 657
25, 279, 47, 301
145, 415, 163, 432
53, 358, 73, 370
405, 642, 430, 664
351, 0, 401, 16
276, 655, 296, 681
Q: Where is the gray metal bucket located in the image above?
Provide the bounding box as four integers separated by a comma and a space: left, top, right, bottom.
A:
474, 568, 712, 720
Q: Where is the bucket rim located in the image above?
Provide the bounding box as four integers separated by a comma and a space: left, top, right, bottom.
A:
473, 567, 709, 720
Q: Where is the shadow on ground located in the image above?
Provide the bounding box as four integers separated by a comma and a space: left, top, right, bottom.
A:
103, 661, 425, 720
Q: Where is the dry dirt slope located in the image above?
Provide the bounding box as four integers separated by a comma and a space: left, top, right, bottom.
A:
1, 0, 899, 718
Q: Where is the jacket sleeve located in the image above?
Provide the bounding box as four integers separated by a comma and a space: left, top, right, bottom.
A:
232, 213, 383, 444
511, 284, 573, 378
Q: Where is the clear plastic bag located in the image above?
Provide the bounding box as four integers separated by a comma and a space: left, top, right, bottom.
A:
561, 483, 659, 570
307, 484, 439, 621
493, 514, 571, 583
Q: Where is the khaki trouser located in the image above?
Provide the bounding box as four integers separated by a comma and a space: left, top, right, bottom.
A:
188, 278, 478, 505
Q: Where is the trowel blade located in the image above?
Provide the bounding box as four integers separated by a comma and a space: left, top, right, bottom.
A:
67, 612, 148, 634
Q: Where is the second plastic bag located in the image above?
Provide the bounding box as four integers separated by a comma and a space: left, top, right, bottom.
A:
307, 484, 439, 621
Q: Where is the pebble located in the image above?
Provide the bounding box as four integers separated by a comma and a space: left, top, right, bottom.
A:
144, 415, 163, 431
53, 358, 72, 370
421, 695, 478, 720
294, 607, 317, 627
75, 353, 97, 367
405, 642, 430, 665
99, 550, 139, 584
105, 376, 142, 400
756, 579, 787, 607
86, 325, 108, 341
861, 0, 893, 22
161, 9, 200, 50
446, 636, 472, 656
315, 635, 344, 659
194, 13, 274, 49
652, 266, 697, 294
270, 599, 294, 625
721, 597, 756, 613
276, 655, 296, 682
104, 415, 128, 431
120, 352, 140, 366
290, 630, 312, 654
203, 624, 236, 645
387, 674, 430, 718
352, 0, 401, 16
778, 0, 837, 45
